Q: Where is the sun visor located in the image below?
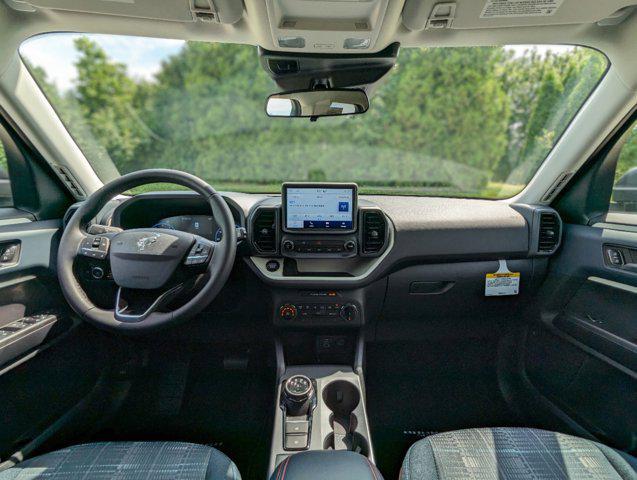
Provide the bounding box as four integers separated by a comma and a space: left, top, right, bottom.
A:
4, 0, 245, 24
401, 0, 637, 31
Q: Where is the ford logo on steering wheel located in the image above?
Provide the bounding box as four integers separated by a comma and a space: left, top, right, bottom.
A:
137, 234, 160, 251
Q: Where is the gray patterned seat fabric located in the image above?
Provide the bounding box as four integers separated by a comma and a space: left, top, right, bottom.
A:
0, 441, 240, 480
400, 428, 637, 480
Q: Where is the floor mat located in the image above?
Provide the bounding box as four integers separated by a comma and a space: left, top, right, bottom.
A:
95, 344, 275, 480
365, 339, 523, 478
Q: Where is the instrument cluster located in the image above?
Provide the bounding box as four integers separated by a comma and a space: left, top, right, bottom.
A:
153, 215, 238, 242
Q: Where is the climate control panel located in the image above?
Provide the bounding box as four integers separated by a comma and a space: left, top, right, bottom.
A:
280, 234, 358, 259
276, 301, 360, 326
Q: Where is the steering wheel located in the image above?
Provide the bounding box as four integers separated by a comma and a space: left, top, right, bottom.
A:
57, 169, 237, 333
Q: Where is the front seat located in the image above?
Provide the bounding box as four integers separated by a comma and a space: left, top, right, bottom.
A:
400, 428, 637, 480
0, 441, 240, 480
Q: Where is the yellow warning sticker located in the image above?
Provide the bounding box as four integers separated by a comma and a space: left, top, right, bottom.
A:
485, 260, 520, 296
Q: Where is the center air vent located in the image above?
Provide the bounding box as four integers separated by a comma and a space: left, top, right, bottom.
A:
537, 211, 561, 254
361, 210, 386, 255
251, 208, 278, 253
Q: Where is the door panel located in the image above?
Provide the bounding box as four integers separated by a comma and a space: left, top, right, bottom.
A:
525, 223, 637, 452
0, 217, 64, 365
0, 213, 110, 460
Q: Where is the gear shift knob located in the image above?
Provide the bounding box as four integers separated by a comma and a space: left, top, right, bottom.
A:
283, 375, 314, 416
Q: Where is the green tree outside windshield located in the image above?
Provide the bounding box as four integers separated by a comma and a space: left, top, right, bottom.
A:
25, 38, 611, 198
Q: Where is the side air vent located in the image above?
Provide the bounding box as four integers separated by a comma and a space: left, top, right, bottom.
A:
63, 202, 82, 228
52, 165, 86, 199
251, 208, 278, 253
361, 210, 386, 255
537, 211, 561, 254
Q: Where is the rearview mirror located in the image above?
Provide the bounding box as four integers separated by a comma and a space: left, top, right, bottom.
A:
266, 89, 369, 118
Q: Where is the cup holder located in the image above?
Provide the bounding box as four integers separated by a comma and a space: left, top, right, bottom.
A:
323, 432, 369, 456
322, 380, 368, 456
323, 380, 360, 414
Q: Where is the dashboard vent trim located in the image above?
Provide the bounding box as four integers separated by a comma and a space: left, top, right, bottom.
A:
361, 209, 387, 255
541, 171, 573, 203
537, 210, 561, 254
251, 207, 278, 254
53, 165, 86, 199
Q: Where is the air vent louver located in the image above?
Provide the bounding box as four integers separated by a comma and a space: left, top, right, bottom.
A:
252, 208, 277, 253
362, 210, 386, 254
538, 212, 560, 253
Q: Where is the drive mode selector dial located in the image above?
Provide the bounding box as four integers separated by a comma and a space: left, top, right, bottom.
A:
282, 374, 315, 417
284, 375, 313, 401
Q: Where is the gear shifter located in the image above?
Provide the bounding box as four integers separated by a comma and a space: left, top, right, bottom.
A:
282, 375, 314, 416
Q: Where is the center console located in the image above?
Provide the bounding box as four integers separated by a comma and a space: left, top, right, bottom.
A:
248, 183, 383, 477
269, 364, 376, 476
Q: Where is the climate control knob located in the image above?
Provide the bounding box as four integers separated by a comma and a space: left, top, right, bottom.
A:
344, 240, 356, 252
339, 303, 358, 322
279, 304, 298, 320
283, 240, 295, 252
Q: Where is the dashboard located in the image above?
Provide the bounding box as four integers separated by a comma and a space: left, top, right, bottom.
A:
95, 183, 562, 291
76, 182, 563, 329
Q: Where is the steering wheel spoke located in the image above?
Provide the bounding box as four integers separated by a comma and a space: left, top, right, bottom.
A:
115, 284, 184, 322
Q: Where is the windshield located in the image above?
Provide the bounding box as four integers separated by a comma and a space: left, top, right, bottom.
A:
20, 34, 608, 198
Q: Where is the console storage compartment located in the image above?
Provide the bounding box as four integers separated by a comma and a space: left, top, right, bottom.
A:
270, 450, 383, 480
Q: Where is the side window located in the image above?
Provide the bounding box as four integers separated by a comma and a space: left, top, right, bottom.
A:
610, 122, 637, 215
0, 139, 13, 208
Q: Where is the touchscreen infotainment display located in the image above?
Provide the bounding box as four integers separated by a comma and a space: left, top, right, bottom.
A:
284, 184, 356, 231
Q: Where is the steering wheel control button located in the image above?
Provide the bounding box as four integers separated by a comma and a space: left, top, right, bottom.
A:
185, 241, 212, 265
79, 236, 110, 259
266, 260, 280, 272
90, 266, 105, 280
